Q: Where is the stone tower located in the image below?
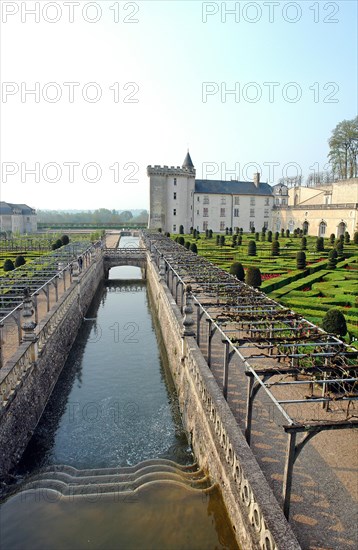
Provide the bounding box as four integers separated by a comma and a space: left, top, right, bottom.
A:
147, 152, 196, 233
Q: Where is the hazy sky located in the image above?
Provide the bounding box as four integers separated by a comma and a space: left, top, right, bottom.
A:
1, 0, 357, 210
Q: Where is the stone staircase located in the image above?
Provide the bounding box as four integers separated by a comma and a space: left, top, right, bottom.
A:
13, 459, 213, 499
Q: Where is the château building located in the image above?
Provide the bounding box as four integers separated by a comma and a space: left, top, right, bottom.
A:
148, 152, 358, 237
272, 179, 358, 237
0, 202, 37, 234
148, 152, 273, 234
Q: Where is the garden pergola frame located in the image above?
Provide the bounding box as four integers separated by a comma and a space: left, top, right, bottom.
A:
144, 232, 358, 519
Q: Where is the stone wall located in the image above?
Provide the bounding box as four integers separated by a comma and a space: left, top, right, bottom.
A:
0, 258, 104, 477
146, 255, 300, 550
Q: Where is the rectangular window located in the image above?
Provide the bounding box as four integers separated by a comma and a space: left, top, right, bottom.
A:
275, 198, 280, 205
281, 198, 287, 205
220, 208, 226, 217
264, 209, 269, 218
234, 196, 240, 205
174, 178, 177, 186
220, 221, 225, 231
233, 208, 239, 217
250, 198, 255, 206
203, 195, 209, 204
221, 196, 226, 205
265, 198, 270, 206
203, 208, 209, 217
173, 209, 176, 216
263, 221, 269, 229
173, 225, 176, 232
250, 209, 255, 217
173, 192, 177, 200
249, 221, 255, 230
197, 196, 200, 202
203, 221, 208, 231
197, 210, 199, 215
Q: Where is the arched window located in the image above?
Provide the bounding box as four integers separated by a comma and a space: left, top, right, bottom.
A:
319, 221, 327, 237
302, 221, 309, 235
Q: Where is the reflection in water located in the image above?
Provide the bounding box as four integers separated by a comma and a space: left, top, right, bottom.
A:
1, 484, 238, 550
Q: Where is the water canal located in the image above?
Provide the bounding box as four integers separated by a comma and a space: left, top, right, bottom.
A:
0, 238, 238, 549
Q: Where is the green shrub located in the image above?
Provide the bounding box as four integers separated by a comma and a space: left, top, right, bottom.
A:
3, 259, 15, 271
179, 225, 184, 234
275, 232, 279, 241
15, 255, 26, 267
286, 229, 290, 238
216, 235, 220, 245
229, 262, 244, 281
271, 240, 280, 256
250, 226, 255, 234
220, 235, 225, 246
190, 243, 198, 254
327, 249, 338, 269
52, 239, 63, 250
185, 241, 191, 249
267, 230, 272, 242
335, 241, 344, 258
209, 229, 213, 239
344, 231, 350, 244
354, 231, 358, 245
322, 308, 347, 337
178, 236, 185, 246
245, 266, 262, 288
316, 237, 324, 252
61, 234, 70, 245
248, 240, 256, 256
330, 233, 335, 244
301, 237, 307, 250
255, 232, 260, 241
296, 251, 306, 269
238, 235, 242, 246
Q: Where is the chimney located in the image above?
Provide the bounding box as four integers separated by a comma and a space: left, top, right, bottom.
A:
253, 173, 260, 187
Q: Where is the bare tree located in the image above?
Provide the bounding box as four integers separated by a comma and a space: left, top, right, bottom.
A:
328, 117, 358, 179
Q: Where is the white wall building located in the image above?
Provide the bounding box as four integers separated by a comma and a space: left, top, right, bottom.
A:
0, 202, 37, 234
148, 152, 273, 234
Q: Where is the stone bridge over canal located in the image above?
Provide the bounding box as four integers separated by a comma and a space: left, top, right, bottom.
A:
103, 248, 147, 279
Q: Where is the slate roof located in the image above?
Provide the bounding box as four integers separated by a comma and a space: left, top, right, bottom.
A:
0, 202, 35, 215
182, 151, 194, 169
195, 180, 273, 196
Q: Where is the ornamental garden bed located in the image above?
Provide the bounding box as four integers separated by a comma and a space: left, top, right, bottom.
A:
171, 232, 358, 343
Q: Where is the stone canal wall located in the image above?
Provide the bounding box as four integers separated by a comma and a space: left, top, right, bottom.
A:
0, 257, 104, 477
146, 254, 300, 550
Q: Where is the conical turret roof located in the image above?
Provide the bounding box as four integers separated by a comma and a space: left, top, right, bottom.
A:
182, 150, 194, 169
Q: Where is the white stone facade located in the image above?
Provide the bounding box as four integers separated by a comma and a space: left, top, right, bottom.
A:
148, 154, 358, 236
272, 179, 358, 237
0, 202, 37, 234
